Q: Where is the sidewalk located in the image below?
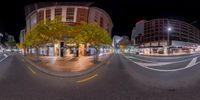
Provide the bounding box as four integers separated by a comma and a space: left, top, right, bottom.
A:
26, 53, 111, 73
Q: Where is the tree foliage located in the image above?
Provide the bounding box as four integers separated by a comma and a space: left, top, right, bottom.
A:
66, 22, 112, 49
17, 43, 23, 49
24, 17, 67, 48
5, 41, 16, 49
23, 19, 112, 57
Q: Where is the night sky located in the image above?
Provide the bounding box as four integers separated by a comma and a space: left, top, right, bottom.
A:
0, 0, 199, 42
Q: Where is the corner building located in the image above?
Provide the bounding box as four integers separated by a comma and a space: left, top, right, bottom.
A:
25, 2, 113, 34
24, 2, 113, 56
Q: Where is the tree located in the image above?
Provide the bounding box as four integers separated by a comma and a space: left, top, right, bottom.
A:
64, 25, 81, 57
24, 17, 68, 57
118, 37, 130, 53
17, 43, 26, 55
68, 22, 112, 62
23, 19, 112, 63
119, 41, 128, 53
5, 41, 16, 49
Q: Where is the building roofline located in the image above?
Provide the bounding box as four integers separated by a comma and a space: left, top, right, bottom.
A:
144, 18, 200, 31
90, 7, 113, 27
25, 2, 93, 9
25, 2, 93, 16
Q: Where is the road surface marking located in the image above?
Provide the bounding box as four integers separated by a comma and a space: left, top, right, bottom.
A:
28, 67, 36, 75
0, 58, 5, 62
125, 55, 200, 72
0, 54, 9, 62
135, 62, 174, 67
125, 56, 154, 63
76, 74, 98, 83
124, 53, 200, 60
125, 54, 199, 66
185, 57, 197, 68
132, 57, 195, 67
3, 54, 8, 58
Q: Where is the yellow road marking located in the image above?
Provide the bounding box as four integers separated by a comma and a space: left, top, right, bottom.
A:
28, 67, 36, 75
76, 74, 98, 83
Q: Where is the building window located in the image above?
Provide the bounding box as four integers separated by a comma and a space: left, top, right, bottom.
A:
37, 10, 44, 22
76, 8, 88, 23
46, 9, 51, 21
107, 23, 110, 33
94, 12, 99, 22
55, 8, 62, 17
100, 17, 104, 27
66, 8, 75, 22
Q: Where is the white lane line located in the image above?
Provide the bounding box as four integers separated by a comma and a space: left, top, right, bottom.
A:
134, 62, 174, 67
126, 56, 154, 63
126, 53, 200, 60
125, 54, 199, 66
130, 57, 194, 67
124, 55, 200, 72
0, 58, 5, 62
185, 57, 197, 68
0, 55, 8, 62
127, 54, 184, 59
0, 54, 9, 63
3, 54, 8, 58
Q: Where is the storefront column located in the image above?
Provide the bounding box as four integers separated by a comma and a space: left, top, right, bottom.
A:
60, 42, 64, 57
164, 47, 168, 55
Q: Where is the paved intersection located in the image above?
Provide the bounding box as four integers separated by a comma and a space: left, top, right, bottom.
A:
124, 53, 200, 71
0, 52, 11, 62
0, 53, 200, 100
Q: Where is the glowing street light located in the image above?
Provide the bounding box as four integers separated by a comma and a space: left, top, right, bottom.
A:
168, 27, 172, 31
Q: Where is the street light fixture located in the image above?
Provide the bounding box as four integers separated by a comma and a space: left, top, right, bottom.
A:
168, 27, 172, 31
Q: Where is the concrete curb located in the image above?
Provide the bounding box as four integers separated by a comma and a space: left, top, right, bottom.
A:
21, 54, 113, 78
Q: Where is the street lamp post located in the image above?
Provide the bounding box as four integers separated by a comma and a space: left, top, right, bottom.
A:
167, 27, 172, 55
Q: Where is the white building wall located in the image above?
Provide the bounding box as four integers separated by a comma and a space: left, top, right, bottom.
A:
26, 18, 31, 31
51, 7, 55, 20
30, 13, 37, 28
74, 7, 78, 22
62, 7, 67, 22
88, 7, 113, 35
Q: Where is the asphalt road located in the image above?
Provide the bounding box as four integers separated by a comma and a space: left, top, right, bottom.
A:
1, 53, 200, 100
0, 54, 4, 60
